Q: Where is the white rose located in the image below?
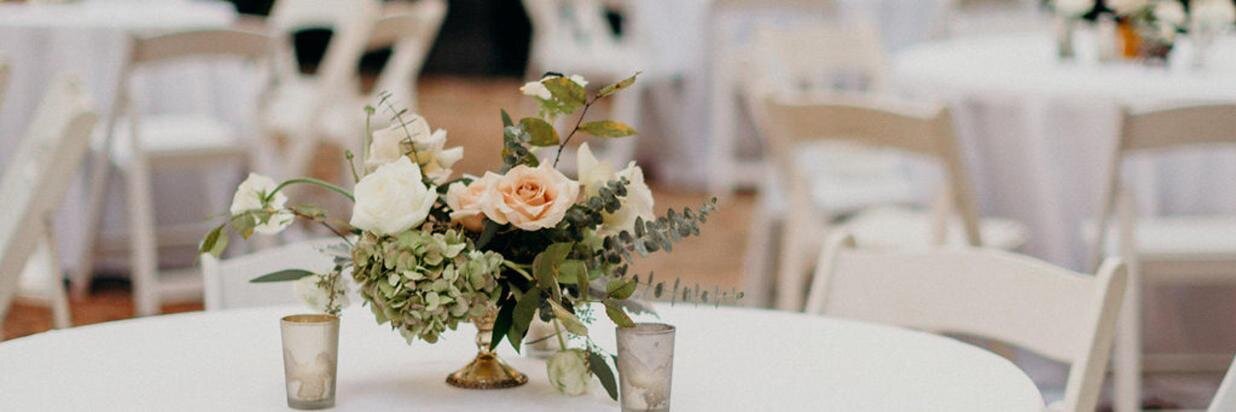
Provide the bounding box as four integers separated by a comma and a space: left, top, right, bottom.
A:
293, 273, 349, 313
445, 175, 491, 232
1192, 0, 1236, 29
1053, 0, 1094, 17
547, 349, 591, 396
413, 129, 463, 184
367, 124, 409, 169
350, 157, 437, 236
480, 164, 579, 231
1108, 0, 1149, 15
229, 173, 293, 235
1153, 0, 1186, 26
520, 80, 552, 100
576, 143, 655, 236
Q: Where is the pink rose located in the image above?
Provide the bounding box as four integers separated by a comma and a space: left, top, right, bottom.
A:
445, 176, 491, 232
480, 164, 579, 231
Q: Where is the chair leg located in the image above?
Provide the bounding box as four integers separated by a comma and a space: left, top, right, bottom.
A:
71, 147, 114, 299
774, 193, 810, 312
1113, 269, 1143, 412
40, 231, 71, 329
125, 161, 161, 317
741, 194, 779, 308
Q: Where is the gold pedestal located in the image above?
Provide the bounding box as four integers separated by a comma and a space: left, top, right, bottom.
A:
445, 308, 528, 389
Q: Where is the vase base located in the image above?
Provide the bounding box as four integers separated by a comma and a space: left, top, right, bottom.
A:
445, 352, 528, 389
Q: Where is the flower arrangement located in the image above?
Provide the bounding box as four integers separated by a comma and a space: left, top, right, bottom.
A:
200, 72, 738, 399
1048, 0, 1235, 60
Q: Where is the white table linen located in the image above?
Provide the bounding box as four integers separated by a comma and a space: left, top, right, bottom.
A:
0, 0, 253, 276
0, 305, 1044, 411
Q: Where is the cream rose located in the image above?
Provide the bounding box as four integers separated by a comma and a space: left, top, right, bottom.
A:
1153, 0, 1185, 26
445, 175, 491, 232
229, 173, 293, 235
367, 118, 462, 184
520, 80, 552, 100
480, 164, 579, 231
547, 349, 591, 396
576, 143, 655, 236
350, 157, 437, 236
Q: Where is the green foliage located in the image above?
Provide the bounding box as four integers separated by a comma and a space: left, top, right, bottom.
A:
542, 76, 586, 109
598, 72, 640, 98
520, 117, 560, 146
587, 351, 619, 400
250, 269, 316, 283
579, 120, 637, 138
199, 224, 228, 257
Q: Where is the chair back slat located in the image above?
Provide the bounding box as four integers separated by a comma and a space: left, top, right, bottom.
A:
131, 29, 273, 65
366, 0, 447, 109
1211, 357, 1236, 412
1121, 104, 1236, 153
200, 239, 340, 311
0, 75, 97, 320
750, 20, 888, 96
808, 233, 1127, 412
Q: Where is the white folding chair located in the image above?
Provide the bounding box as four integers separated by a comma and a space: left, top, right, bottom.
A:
1211, 357, 1236, 412
77, 29, 276, 316
738, 21, 919, 308
807, 232, 1127, 412
200, 238, 342, 311
1088, 104, 1236, 412
522, 0, 651, 171
0, 75, 98, 338
263, 0, 382, 179
753, 93, 1028, 310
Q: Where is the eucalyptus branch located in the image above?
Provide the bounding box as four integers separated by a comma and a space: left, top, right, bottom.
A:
378, 92, 422, 161
552, 97, 596, 167
267, 177, 355, 202
552, 318, 568, 350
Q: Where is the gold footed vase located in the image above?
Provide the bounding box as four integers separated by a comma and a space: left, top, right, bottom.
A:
446, 307, 528, 389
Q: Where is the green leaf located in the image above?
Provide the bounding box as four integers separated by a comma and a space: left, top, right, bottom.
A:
557, 260, 586, 285
588, 351, 619, 401
199, 224, 227, 257
598, 72, 640, 98
232, 213, 258, 239
250, 269, 315, 283
603, 299, 635, 328
551, 303, 588, 336
542, 76, 587, 107
509, 288, 541, 352
520, 117, 560, 146
490, 292, 516, 350
579, 120, 637, 138
476, 220, 500, 249
532, 243, 573, 293
607, 277, 637, 300
500, 109, 513, 127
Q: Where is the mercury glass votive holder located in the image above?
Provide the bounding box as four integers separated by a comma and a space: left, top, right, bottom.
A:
616, 323, 676, 412
280, 314, 340, 410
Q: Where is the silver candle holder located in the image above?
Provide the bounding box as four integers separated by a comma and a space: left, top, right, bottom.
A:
280, 314, 340, 410
616, 323, 676, 412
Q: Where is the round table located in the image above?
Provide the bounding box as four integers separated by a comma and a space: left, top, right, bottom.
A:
0, 0, 252, 277
0, 305, 1043, 411
892, 32, 1236, 386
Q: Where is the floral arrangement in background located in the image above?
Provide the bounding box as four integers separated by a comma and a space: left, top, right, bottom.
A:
1047, 0, 1235, 61
200, 72, 739, 399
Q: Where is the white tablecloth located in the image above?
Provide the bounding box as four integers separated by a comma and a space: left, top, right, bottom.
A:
0, 0, 252, 275
892, 33, 1236, 358
0, 305, 1044, 411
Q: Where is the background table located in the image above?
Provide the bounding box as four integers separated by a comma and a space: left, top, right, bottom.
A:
0, 0, 252, 276
0, 305, 1043, 411
892, 32, 1236, 390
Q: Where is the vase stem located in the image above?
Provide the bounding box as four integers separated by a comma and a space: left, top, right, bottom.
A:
445, 307, 528, 389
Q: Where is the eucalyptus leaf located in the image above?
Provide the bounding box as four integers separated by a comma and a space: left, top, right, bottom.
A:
557, 260, 586, 285
250, 269, 315, 283
500, 109, 513, 127
551, 303, 588, 336
588, 351, 619, 401
598, 72, 640, 98
579, 120, 637, 138
603, 299, 635, 327
520, 117, 560, 146
200, 224, 226, 257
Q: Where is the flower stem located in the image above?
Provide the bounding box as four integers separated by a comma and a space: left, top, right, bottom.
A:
501, 260, 534, 281
268, 177, 355, 202
552, 319, 568, 350
552, 98, 596, 167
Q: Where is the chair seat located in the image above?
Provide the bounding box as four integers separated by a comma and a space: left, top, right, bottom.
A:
1085, 215, 1236, 261
760, 142, 918, 217
264, 79, 363, 142
842, 206, 1029, 251
104, 114, 242, 164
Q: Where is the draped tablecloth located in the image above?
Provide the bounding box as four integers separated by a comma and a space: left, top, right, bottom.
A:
0, 0, 256, 275
893, 32, 1236, 362
0, 304, 1044, 411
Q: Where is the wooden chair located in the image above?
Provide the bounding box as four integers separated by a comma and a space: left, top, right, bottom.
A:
738, 21, 918, 308
77, 29, 275, 316
199, 239, 340, 311
1211, 356, 1236, 412
1088, 104, 1236, 412
807, 232, 1127, 412
754, 93, 1028, 310
0, 75, 98, 338
266, 0, 446, 177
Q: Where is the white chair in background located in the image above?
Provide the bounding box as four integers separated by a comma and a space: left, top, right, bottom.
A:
754, 93, 1029, 310
522, 0, 650, 171
1211, 357, 1236, 412
1088, 104, 1236, 412
0, 75, 98, 337
200, 239, 340, 311
807, 232, 1127, 412
738, 21, 918, 308
76, 29, 275, 316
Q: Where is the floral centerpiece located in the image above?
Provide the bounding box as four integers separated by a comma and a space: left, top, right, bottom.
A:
199, 72, 738, 399
1047, 0, 1236, 62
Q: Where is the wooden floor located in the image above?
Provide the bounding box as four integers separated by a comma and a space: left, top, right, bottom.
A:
2, 75, 754, 340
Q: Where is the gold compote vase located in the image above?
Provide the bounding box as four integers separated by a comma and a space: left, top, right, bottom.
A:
445, 306, 527, 389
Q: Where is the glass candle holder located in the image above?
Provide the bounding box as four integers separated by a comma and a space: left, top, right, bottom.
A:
280, 314, 340, 410
616, 323, 676, 412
